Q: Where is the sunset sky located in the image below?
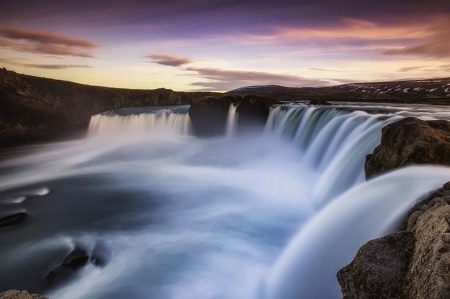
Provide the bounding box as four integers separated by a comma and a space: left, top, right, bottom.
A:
1, 0, 449, 91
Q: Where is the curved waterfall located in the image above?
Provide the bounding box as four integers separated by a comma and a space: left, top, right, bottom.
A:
1, 103, 450, 299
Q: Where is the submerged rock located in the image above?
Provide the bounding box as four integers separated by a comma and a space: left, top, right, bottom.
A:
0, 290, 46, 299
0, 212, 28, 228
40, 248, 90, 291
365, 117, 450, 178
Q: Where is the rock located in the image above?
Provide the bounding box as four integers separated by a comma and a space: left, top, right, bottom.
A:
188, 95, 278, 137
365, 117, 450, 178
338, 183, 450, 299
403, 184, 450, 299
337, 231, 415, 299
40, 248, 89, 291
0, 212, 28, 228
308, 99, 331, 105
0, 290, 46, 299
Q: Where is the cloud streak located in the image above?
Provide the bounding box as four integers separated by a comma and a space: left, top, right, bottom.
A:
147, 54, 193, 66
0, 28, 98, 57
384, 18, 450, 58
0, 58, 91, 69
186, 67, 329, 90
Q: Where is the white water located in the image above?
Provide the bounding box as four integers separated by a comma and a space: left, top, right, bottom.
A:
226, 103, 238, 137
2, 102, 450, 299
88, 107, 192, 136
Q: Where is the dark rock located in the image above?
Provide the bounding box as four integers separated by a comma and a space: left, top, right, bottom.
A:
40, 248, 89, 291
365, 117, 450, 178
338, 183, 450, 299
308, 99, 331, 105
188, 94, 278, 137
337, 231, 415, 299
0, 290, 47, 299
0, 212, 28, 228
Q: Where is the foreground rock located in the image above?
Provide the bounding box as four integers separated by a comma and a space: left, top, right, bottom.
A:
189, 95, 278, 136
337, 231, 415, 299
340, 117, 450, 298
338, 183, 450, 299
0, 290, 46, 299
365, 117, 450, 178
0, 68, 216, 146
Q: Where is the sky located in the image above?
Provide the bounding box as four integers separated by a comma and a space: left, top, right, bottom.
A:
0, 0, 449, 91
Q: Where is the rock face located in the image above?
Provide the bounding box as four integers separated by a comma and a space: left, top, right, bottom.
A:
308, 99, 331, 105
0, 290, 46, 299
0, 68, 217, 146
365, 117, 450, 178
338, 183, 450, 299
340, 117, 450, 298
337, 231, 415, 299
188, 94, 278, 136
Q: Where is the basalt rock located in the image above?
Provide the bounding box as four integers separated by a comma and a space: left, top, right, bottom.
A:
338, 182, 450, 299
0, 290, 47, 299
337, 231, 415, 299
188, 94, 278, 137
365, 117, 450, 178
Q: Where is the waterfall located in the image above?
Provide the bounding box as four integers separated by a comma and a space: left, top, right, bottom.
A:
88, 107, 191, 136
3, 102, 450, 299
226, 103, 238, 137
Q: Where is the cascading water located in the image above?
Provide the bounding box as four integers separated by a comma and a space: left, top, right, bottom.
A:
88, 106, 192, 136
1, 102, 450, 299
226, 103, 238, 137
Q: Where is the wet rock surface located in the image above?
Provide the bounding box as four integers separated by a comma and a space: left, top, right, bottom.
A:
0, 290, 46, 299
0, 213, 28, 228
188, 94, 278, 136
365, 117, 450, 178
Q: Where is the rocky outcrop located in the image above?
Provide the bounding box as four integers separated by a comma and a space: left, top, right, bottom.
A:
0, 290, 46, 299
365, 117, 450, 178
340, 116, 450, 298
338, 183, 450, 299
188, 94, 278, 136
0, 68, 217, 146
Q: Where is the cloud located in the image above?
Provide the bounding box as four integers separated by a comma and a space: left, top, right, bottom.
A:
308, 67, 341, 72
147, 54, 193, 66
0, 58, 91, 69
398, 66, 427, 72
384, 18, 450, 58
0, 28, 98, 57
186, 67, 330, 90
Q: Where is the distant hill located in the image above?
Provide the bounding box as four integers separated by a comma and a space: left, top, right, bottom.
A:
228, 78, 450, 104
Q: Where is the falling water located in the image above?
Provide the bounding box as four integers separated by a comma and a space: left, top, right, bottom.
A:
88, 106, 191, 136
2, 102, 450, 299
226, 103, 238, 137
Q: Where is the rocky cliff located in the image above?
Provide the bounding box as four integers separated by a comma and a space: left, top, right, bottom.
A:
339, 117, 450, 299
0, 68, 216, 146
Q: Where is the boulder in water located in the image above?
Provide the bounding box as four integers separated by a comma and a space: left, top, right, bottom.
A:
0, 290, 46, 299
0, 212, 28, 228
365, 117, 450, 178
